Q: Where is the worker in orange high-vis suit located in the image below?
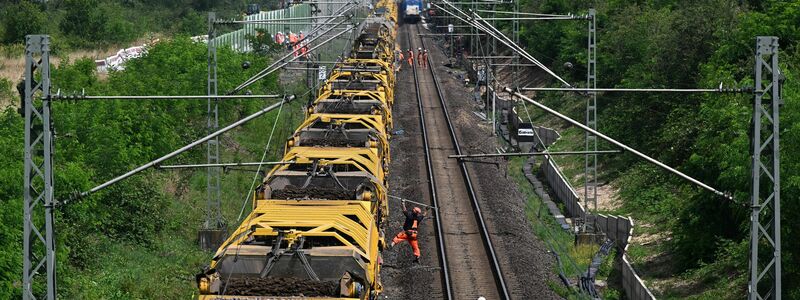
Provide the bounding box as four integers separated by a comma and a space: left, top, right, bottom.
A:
390, 200, 428, 263
395, 49, 404, 72
422, 49, 429, 69
416, 48, 423, 68
406, 48, 414, 67
288, 32, 298, 55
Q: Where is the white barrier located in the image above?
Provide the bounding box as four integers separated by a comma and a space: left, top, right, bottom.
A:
95, 45, 148, 73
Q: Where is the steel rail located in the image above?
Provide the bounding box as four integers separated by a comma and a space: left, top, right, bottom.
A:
506, 88, 733, 200
449, 150, 622, 158
68, 96, 294, 202
407, 27, 454, 300
419, 24, 511, 300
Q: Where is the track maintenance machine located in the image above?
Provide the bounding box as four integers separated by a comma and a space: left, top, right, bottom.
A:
196, 1, 398, 299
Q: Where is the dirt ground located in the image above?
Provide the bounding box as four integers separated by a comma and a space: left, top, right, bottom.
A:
379, 22, 562, 299
224, 277, 339, 296
574, 182, 623, 212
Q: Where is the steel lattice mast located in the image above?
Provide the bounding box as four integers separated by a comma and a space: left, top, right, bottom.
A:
23, 34, 56, 300
749, 36, 782, 300
202, 12, 226, 250
584, 8, 597, 230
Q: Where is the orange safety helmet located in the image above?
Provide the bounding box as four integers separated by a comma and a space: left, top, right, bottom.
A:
413, 207, 422, 214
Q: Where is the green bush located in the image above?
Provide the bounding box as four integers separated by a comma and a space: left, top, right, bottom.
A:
522, 0, 800, 297
60, 0, 108, 43
0, 37, 288, 297
2, 1, 48, 44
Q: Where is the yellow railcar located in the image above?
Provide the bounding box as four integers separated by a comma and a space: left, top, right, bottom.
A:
197, 1, 398, 298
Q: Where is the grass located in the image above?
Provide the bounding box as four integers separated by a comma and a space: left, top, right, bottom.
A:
545, 127, 586, 186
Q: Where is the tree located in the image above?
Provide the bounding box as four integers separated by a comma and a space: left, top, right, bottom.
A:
2, 1, 47, 44
60, 0, 107, 42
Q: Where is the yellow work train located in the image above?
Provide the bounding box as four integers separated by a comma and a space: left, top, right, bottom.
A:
196, 1, 398, 299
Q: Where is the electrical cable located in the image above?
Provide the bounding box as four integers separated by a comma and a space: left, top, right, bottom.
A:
235, 99, 285, 222
435, 1, 573, 87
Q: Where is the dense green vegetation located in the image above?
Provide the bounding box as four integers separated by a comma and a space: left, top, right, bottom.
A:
515, 0, 799, 298
0, 0, 282, 49
0, 37, 303, 298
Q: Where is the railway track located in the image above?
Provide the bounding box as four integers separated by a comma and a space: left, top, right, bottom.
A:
407, 23, 510, 300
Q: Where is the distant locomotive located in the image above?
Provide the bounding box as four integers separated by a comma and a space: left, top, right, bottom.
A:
402, 0, 422, 22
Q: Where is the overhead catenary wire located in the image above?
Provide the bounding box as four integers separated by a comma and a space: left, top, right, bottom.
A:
433, 1, 573, 87
227, 1, 358, 94
231, 15, 350, 89
231, 22, 355, 94
235, 99, 285, 222
388, 195, 437, 209
468, 7, 573, 87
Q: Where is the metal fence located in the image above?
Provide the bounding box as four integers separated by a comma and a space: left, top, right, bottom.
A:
529, 126, 656, 300
212, 4, 313, 52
